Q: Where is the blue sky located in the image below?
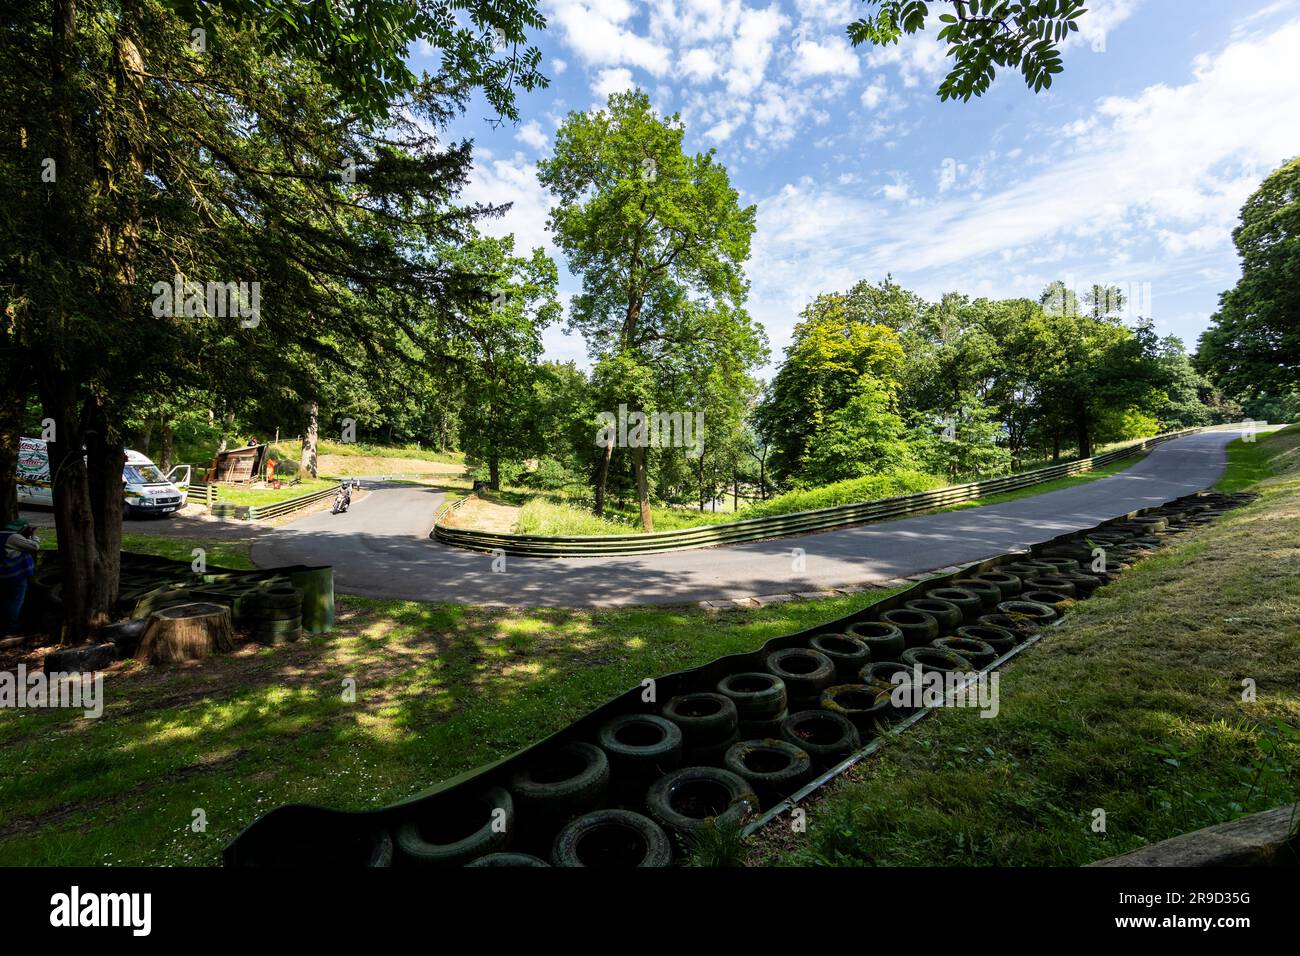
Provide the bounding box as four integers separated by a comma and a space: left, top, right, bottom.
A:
418, 0, 1300, 375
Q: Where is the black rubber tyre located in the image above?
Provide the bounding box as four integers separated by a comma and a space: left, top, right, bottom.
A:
365, 827, 394, 867
682, 729, 741, 768
977, 613, 1037, 640
662, 693, 739, 746
645, 767, 758, 839
764, 647, 835, 699
903, 598, 962, 633
596, 713, 683, 779
819, 684, 895, 735
716, 672, 787, 720
1021, 589, 1072, 611
466, 852, 550, 867
394, 786, 513, 866
509, 741, 609, 822
723, 739, 813, 806
779, 710, 860, 767
924, 587, 983, 623
996, 599, 1059, 624
1060, 570, 1103, 595
932, 636, 997, 669
900, 646, 973, 675
844, 620, 906, 661
878, 608, 940, 648
969, 571, 1023, 598
1023, 576, 1078, 597
859, 659, 912, 694
808, 632, 871, 680
245, 586, 303, 611
999, 561, 1057, 580
1035, 557, 1080, 573
738, 710, 788, 740
551, 810, 673, 868
955, 623, 1017, 655
251, 618, 303, 645
947, 579, 1002, 608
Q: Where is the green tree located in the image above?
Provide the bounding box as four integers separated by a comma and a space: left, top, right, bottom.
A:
755, 291, 907, 482
0, 1, 540, 636
443, 235, 559, 489
538, 89, 765, 530
1197, 157, 1300, 398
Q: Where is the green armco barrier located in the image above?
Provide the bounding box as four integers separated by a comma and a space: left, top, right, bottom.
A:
225, 489, 1250, 867
433, 428, 1204, 557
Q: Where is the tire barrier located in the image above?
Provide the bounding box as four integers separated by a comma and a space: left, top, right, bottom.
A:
224, 489, 1257, 867
34, 552, 335, 671
434, 427, 1205, 556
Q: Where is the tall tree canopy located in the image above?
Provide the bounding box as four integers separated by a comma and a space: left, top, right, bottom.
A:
1197, 157, 1300, 399
538, 89, 766, 530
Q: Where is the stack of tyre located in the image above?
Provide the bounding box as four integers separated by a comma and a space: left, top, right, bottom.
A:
242, 583, 304, 644
247, 491, 1257, 868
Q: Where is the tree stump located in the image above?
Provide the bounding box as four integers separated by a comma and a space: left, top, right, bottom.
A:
136, 602, 235, 665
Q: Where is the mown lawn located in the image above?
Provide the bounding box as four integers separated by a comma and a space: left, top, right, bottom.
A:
0, 583, 902, 865
754, 424, 1300, 866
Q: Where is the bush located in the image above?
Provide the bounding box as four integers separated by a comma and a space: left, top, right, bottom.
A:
518, 457, 576, 491
740, 469, 943, 520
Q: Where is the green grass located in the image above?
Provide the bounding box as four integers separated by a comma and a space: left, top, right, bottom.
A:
755, 424, 1300, 867
1216, 424, 1300, 492
208, 478, 336, 507
0, 583, 903, 865
36, 531, 255, 571
268, 439, 463, 465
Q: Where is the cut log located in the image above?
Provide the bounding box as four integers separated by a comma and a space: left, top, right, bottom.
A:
136, 602, 235, 665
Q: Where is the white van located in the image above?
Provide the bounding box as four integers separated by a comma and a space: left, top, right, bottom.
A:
17, 437, 192, 518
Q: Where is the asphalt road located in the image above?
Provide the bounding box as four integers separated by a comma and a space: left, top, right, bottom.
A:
247, 428, 1256, 607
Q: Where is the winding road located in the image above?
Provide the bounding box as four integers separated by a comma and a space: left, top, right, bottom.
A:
251, 428, 1254, 608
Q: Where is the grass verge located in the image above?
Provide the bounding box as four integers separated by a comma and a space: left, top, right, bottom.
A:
753, 425, 1300, 867
0, 585, 902, 865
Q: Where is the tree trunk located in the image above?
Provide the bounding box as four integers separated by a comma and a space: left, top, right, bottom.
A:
84, 403, 123, 626
1052, 431, 1060, 462
1076, 416, 1092, 458
489, 455, 500, 491
594, 441, 613, 515
158, 416, 173, 471
137, 603, 234, 665
41, 374, 96, 643
0, 370, 29, 524
301, 400, 319, 478
632, 443, 652, 532
216, 409, 234, 453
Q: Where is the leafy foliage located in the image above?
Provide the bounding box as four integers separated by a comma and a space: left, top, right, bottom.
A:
847, 0, 1087, 100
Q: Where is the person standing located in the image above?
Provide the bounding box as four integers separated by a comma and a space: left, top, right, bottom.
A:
0, 519, 40, 636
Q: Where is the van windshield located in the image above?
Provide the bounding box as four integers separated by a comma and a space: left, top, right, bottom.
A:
124, 464, 169, 485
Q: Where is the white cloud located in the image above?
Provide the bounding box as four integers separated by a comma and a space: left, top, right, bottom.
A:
591, 67, 636, 100
680, 47, 721, 84
724, 4, 789, 95
545, 0, 671, 74
551, 57, 568, 75
790, 35, 860, 81
460, 151, 555, 259
859, 74, 888, 109
515, 120, 549, 151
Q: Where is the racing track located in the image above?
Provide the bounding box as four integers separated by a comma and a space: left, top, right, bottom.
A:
251, 428, 1253, 607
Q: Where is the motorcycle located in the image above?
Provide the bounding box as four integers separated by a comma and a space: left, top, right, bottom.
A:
331, 479, 359, 515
